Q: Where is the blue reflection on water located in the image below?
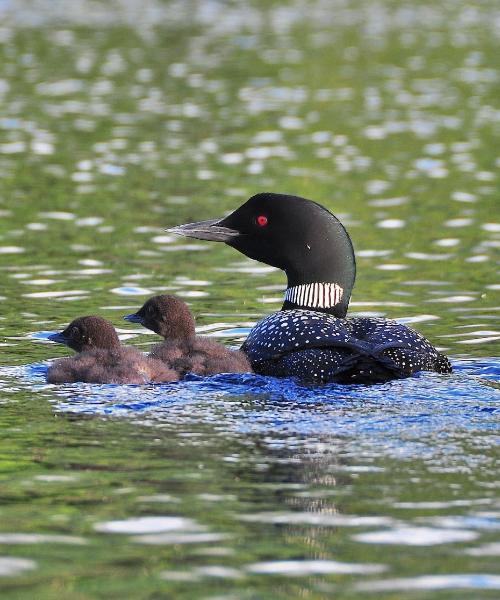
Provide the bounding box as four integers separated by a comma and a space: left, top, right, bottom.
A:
19, 359, 499, 458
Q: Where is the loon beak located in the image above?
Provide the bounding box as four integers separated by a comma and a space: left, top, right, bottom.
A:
48, 332, 69, 345
124, 313, 143, 324
168, 218, 240, 242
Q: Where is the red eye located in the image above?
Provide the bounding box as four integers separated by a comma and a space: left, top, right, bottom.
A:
256, 215, 268, 227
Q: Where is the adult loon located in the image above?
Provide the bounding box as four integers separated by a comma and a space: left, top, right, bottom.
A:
47, 316, 178, 384
169, 193, 452, 384
124, 294, 252, 376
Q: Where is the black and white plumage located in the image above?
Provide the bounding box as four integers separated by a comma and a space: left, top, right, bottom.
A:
241, 311, 450, 383
169, 192, 452, 384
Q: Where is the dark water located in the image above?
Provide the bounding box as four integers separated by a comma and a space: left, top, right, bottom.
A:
0, 0, 499, 598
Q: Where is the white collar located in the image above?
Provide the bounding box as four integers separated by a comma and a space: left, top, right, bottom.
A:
284, 282, 344, 309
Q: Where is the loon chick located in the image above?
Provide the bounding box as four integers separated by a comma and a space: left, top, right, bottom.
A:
47, 316, 178, 384
169, 192, 452, 384
124, 294, 252, 377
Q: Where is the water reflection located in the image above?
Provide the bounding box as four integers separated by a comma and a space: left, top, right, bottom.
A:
0, 557, 37, 577
0, 355, 499, 591
356, 574, 500, 593
0, 0, 499, 596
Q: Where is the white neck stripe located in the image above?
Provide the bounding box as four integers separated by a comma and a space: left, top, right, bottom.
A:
285, 282, 344, 309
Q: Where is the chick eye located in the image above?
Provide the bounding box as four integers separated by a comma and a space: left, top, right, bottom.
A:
71, 327, 80, 338
256, 214, 268, 227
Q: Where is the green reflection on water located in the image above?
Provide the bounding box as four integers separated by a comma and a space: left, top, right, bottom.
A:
0, 0, 499, 598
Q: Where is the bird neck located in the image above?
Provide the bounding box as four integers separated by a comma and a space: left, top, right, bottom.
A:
282, 281, 347, 317
281, 221, 355, 318
92, 339, 121, 351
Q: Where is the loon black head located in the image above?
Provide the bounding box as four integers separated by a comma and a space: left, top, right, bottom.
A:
169, 193, 356, 318
48, 316, 121, 353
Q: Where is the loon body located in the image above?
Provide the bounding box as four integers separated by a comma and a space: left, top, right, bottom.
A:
169, 193, 452, 384
241, 311, 450, 383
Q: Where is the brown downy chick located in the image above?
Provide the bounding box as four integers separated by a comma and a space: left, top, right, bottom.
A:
124, 295, 252, 377
47, 316, 178, 384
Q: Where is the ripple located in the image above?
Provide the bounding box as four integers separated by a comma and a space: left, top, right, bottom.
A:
161, 564, 242, 580
352, 527, 477, 545
174, 276, 211, 286
376, 219, 405, 229
253, 130, 282, 143
110, 286, 154, 296
20, 279, 60, 286
414, 158, 448, 177
160, 243, 208, 252
94, 516, 198, 534
0, 533, 87, 545
39, 211, 75, 220
159, 570, 198, 582
34, 474, 78, 482
406, 252, 454, 260
482, 223, 500, 232
456, 335, 500, 345
465, 543, 500, 556
22, 290, 88, 299
177, 290, 209, 298
368, 197, 408, 207
429, 295, 476, 303
394, 499, 492, 509
247, 559, 385, 576
239, 512, 393, 527
0, 557, 37, 577
26, 223, 48, 231
278, 116, 304, 129
451, 191, 477, 203
376, 264, 409, 271
357, 249, 393, 258
396, 314, 440, 324
0, 245, 25, 254
133, 532, 229, 545
216, 263, 277, 274
434, 238, 461, 247
444, 217, 474, 227
351, 301, 412, 308
72, 171, 93, 182
0, 141, 25, 153
422, 515, 500, 530
356, 574, 500, 592
136, 494, 180, 503
152, 234, 176, 244
73, 268, 112, 276
195, 565, 242, 578
220, 152, 244, 165
75, 216, 104, 226
37, 79, 83, 95
99, 164, 125, 176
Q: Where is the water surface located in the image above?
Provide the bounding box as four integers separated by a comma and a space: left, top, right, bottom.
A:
0, 0, 498, 598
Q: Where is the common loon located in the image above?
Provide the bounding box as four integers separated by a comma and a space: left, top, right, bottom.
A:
124, 294, 252, 377
46, 316, 179, 384
169, 193, 452, 384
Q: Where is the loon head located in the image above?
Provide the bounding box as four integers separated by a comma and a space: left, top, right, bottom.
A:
169, 192, 356, 317
48, 316, 121, 352
124, 294, 196, 340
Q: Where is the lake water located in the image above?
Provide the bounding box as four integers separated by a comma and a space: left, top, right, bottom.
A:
0, 1, 499, 598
